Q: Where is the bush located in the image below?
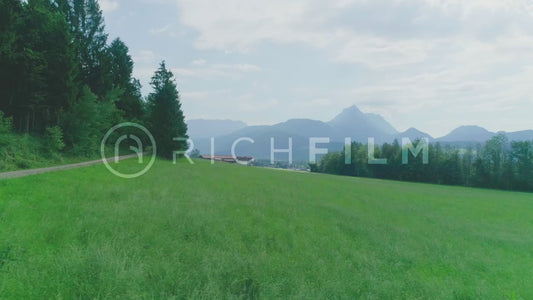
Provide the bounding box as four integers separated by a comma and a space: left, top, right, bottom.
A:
43, 126, 65, 154
189, 149, 201, 158
0, 111, 12, 135
0, 111, 64, 172
61, 86, 119, 156
0, 133, 41, 172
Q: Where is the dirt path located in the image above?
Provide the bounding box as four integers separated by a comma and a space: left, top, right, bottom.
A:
0, 154, 139, 180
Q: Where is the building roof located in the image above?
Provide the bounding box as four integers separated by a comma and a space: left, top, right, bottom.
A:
200, 155, 254, 163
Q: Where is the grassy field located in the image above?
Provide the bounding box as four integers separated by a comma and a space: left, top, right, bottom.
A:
1, 159, 532, 299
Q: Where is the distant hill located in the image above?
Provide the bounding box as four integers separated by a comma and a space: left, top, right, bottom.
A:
505, 130, 533, 141
437, 126, 495, 143
187, 119, 247, 139
194, 122, 344, 162
363, 113, 398, 136
394, 128, 433, 142
193, 106, 398, 160
328, 105, 397, 143
190, 106, 532, 161
272, 119, 336, 139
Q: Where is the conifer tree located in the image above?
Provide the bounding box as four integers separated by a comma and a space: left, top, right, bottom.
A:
147, 61, 188, 159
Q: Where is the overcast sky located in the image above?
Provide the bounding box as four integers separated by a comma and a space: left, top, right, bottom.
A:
100, 0, 533, 137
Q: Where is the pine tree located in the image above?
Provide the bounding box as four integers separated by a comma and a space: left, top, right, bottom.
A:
109, 38, 132, 89
0, 0, 77, 132
43, 0, 78, 127
0, 0, 23, 121
108, 38, 144, 121
147, 61, 187, 159
57, 0, 111, 97
510, 141, 533, 191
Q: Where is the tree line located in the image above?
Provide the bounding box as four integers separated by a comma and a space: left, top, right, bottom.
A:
0, 0, 187, 162
312, 134, 533, 193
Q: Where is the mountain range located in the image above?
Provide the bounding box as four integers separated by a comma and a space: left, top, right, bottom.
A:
187, 105, 533, 160
186, 119, 247, 139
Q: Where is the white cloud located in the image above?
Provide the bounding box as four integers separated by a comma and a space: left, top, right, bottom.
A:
173, 62, 262, 79
113, 0, 533, 134
175, 0, 327, 52
179, 89, 279, 121
334, 33, 432, 68
424, 0, 525, 13
191, 59, 207, 66
310, 98, 332, 106
133, 50, 157, 65
181, 90, 210, 100
100, 0, 120, 13
149, 24, 171, 35
174, 0, 533, 67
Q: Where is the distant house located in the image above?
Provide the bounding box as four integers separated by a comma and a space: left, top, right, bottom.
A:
200, 155, 254, 165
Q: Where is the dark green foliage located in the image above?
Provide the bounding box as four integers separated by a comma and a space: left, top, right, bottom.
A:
313, 135, 533, 192
109, 38, 132, 89
123, 79, 145, 121
147, 62, 188, 159
189, 149, 201, 158
316, 152, 344, 175
0, 133, 42, 171
43, 126, 65, 154
58, 0, 111, 97
0, 115, 65, 170
510, 141, 533, 191
475, 134, 511, 189
0, 111, 12, 134
0, 0, 168, 165
60, 86, 116, 156
60, 86, 99, 155
108, 38, 145, 121
0, 0, 23, 125
0, 0, 77, 133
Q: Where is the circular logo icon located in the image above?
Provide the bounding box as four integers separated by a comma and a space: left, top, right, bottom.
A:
100, 122, 157, 179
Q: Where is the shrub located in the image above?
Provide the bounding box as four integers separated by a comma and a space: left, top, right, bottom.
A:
189, 149, 201, 158
61, 86, 119, 156
43, 126, 65, 154
0, 133, 41, 172
0, 111, 12, 135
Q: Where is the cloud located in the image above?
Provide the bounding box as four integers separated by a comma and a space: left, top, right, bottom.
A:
174, 0, 533, 67
117, 0, 533, 134
175, 0, 340, 52
173, 61, 262, 79
133, 50, 157, 65
310, 98, 332, 106
149, 24, 171, 35
100, 0, 120, 13
181, 90, 210, 100
191, 59, 207, 66
334, 33, 432, 68
131, 58, 262, 97
179, 89, 279, 121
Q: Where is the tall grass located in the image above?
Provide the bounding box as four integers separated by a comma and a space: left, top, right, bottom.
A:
1, 159, 532, 298
0, 133, 48, 171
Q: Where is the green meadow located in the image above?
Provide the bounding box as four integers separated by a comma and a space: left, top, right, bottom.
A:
1, 159, 532, 299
